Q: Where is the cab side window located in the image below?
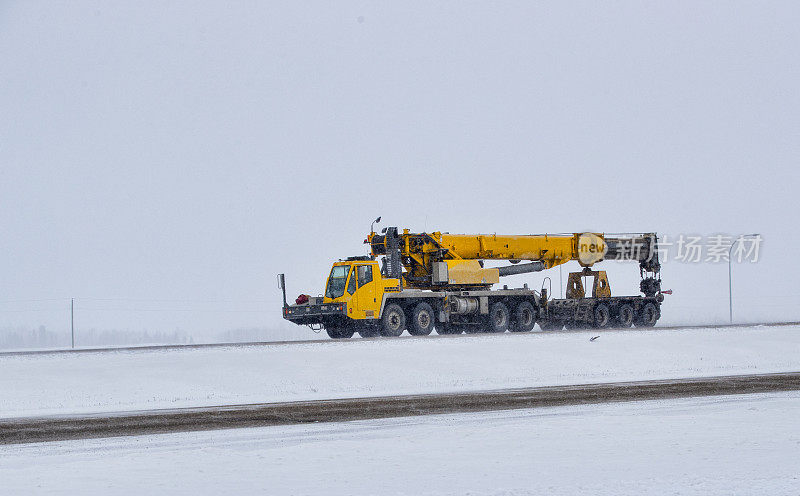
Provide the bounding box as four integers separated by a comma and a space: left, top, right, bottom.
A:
346, 268, 357, 295
357, 265, 373, 287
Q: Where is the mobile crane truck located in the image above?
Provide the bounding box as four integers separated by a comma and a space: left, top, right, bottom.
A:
278, 220, 665, 338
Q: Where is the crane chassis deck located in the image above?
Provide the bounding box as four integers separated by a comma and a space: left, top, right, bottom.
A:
283, 287, 663, 339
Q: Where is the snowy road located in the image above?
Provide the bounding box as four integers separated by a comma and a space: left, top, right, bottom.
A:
2, 324, 799, 418
3, 392, 799, 495
4, 372, 797, 444
4, 321, 797, 357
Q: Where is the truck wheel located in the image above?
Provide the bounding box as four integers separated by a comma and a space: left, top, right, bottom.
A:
408, 302, 435, 336
380, 303, 406, 337
511, 302, 536, 332
485, 302, 510, 333
616, 304, 634, 328
593, 304, 611, 329
634, 302, 659, 327
358, 327, 380, 338
326, 326, 353, 339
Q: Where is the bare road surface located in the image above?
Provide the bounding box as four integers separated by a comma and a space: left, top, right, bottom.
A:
3, 372, 798, 445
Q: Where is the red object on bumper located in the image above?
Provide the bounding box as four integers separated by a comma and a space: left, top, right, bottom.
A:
295, 294, 310, 305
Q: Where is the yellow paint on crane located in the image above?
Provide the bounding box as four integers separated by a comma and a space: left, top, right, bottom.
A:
445, 260, 499, 285
435, 232, 584, 269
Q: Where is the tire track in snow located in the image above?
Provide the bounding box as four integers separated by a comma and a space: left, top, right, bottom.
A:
3, 372, 799, 445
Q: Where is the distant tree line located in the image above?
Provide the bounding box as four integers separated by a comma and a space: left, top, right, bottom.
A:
0, 325, 192, 350
0, 325, 306, 351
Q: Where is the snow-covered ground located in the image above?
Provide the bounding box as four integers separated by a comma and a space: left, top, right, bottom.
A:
2, 392, 798, 495
1, 325, 798, 419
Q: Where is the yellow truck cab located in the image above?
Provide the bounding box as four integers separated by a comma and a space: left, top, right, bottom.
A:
281, 256, 404, 338
324, 258, 385, 320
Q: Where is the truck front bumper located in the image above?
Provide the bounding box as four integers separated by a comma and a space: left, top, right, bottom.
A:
283, 302, 347, 326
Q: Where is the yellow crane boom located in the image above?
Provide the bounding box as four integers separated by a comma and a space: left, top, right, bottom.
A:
368, 228, 659, 291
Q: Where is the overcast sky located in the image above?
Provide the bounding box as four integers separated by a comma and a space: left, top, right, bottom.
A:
1, 2, 798, 340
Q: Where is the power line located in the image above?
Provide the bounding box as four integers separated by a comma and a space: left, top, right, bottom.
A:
76, 297, 271, 303
0, 298, 70, 303
77, 308, 270, 313
0, 297, 272, 304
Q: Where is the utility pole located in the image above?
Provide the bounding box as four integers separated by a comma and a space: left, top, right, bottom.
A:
71, 298, 74, 349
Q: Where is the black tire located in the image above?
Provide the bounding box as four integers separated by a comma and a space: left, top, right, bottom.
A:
593, 303, 611, 329
634, 302, 659, 327
326, 326, 354, 339
358, 327, 381, 338
484, 302, 510, 333
511, 301, 536, 332
408, 302, 435, 336
380, 303, 406, 337
616, 304, 635, 328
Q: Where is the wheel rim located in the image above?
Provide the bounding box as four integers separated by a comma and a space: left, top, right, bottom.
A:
596, 307, 609, 327
494, 310, 506, 328
521, 308, 533, 326
389, 312, 402, 330
418, 312, 430, 329
621, 307, 633, 324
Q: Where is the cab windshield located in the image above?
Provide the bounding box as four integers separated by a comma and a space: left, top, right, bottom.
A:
325, 265, 351, 299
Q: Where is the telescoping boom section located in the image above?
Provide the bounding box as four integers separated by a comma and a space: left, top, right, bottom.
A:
279, 225, 665, 339
368, 228, 660, 291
